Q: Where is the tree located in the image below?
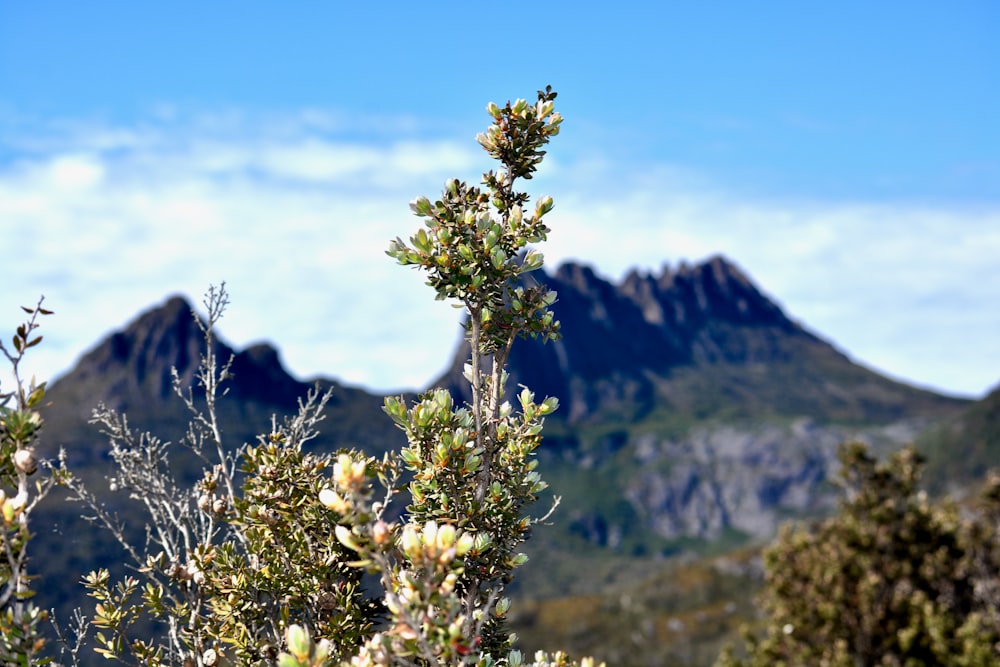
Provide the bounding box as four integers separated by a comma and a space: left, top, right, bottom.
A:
717, 442, 1000, 667
42, 85, 601, 667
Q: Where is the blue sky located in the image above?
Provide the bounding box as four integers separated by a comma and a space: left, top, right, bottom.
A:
2, 2, 998, 398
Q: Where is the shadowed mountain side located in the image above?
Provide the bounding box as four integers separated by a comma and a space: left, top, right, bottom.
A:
431, 256, 968, 546
435, 255, 966, 425
39, 295, 406, 469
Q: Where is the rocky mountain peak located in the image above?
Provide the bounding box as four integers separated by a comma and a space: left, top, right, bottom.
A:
620, 255, 793, 333
435, 255, 962, 424
68, 295, 209, 404
51, 295, 307, 417
33, 257, 973, 560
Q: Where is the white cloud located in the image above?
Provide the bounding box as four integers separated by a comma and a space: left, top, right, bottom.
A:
46, 154, 105, 190
1, 112, 998, 402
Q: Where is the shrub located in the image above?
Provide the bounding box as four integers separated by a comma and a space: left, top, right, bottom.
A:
717, 442, 1000, 667
8, 85, 603, 667
0, 299, 63, 664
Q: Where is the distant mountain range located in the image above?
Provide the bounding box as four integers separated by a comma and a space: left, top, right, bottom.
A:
39, 255, 972, 545
30, 253, 996, 667
438, 255, 963, 425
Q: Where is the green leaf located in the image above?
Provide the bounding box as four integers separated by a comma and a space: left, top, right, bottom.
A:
26, 386, 45, 408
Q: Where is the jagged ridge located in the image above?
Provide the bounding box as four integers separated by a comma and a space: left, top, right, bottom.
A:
437, 255, 962, 424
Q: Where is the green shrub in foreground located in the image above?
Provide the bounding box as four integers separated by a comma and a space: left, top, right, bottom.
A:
717, 443, 1000, 667
4, 86, 603, 667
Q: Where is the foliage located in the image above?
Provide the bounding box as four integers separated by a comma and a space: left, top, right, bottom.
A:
0, 298, 73, 664
358, 85, 562, 664
918, 385, 1000, 492
48, 285, 371, 665
717, 442, 1000, 667
19, 85, 602, 667
59, 300, 382, 665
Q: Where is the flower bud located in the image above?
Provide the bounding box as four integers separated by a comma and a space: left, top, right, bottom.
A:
198, 494, 213, 512
436, 523, 457, 550
455, 532, 475, 557
422, 520, 440, 550
333, 454, 367, 490
409, 196, 432, 217
400, 524, 421, 559
535, 195, 554, 217
13, 448, 37, 475
509, 205, 523, 230
440, 572, 458, 595
372, 520, 390, 546
495, 596, 511, 617
286, 625, 310, 661
2, 500, 15, 524
476, 133, 494, 150
319, 487, 350, 513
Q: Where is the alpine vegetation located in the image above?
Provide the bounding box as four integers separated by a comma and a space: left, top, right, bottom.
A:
1, 87, 602, 667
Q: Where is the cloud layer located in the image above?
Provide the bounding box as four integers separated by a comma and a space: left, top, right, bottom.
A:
3, 111, 998, 399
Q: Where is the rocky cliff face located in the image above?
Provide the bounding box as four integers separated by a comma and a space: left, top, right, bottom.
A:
613, 419, 931, 541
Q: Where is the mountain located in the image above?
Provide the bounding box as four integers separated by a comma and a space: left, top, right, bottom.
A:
37, 256, 971, 552
918, 380, 1000, 492
40, 295, 404, 469
38, 257, 972, 548
437, 255, 963, 425
26, 254, 982, 667
435, 256, 968, 546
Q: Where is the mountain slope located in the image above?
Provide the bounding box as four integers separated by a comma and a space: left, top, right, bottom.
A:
40, 295, 404, 467
436, 256, 968, 545
436, 255, 964, 426
918, 381, 1000, 491
39, 257, 972, 551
